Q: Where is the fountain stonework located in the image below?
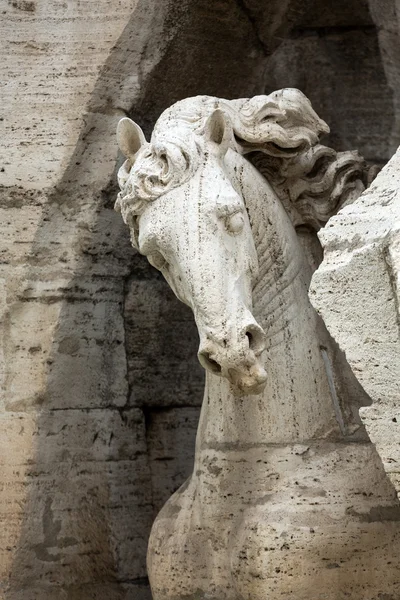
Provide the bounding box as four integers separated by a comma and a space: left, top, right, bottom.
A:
310, 148, 400, 502
116, 90, 400, 600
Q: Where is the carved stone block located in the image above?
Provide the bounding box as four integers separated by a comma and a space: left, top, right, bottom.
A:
311, 146, 400, 500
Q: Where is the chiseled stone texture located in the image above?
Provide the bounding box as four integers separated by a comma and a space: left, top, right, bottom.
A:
125, 278, 204, 408
1, 0, 167, 595
0, 409, 153, 597
1, 0, 183, 190
117, 93, 400, 600
310, 147, 400, 498
1, 0, 400, 597
145, 408, 200, 513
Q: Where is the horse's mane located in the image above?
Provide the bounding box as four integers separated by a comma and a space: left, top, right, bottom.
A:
116, 90, 370, 238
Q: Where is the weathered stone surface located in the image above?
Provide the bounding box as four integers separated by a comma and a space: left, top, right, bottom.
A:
298, 0, 373, 27
264, 28, 394, 162
145, 408, 200, 512
0, 408, 153, 595
1, 582, 152, 600
1, 0, 159, 591
368, 0, 400, 154
1, 0, 180, 190
125, 279, 204, 408
2, 0, 400, 597
117, 93, 400, 600
310, 147, 400, 499
2, 286, 128, 412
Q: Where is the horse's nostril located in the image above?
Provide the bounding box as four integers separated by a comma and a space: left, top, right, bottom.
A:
246, 331, 253, 346
198, 351, 222, 374
245, 327, 266, 355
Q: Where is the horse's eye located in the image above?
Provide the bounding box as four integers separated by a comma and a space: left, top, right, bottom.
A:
147, 251, 167, 270
225, 212, 244, 235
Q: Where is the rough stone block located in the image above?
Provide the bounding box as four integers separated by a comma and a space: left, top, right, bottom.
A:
45, 296, 128, 410
0, 409, 153, 589
2, 287, 127, 410
0, 207, 43, 265
0, 299, 63, 412
310, 146, 400, 498
125, 279, 204, 407
0, 0, 139, 190
146, 407, 200, 512
0, 582, 152, 600
264, 28, 394, 162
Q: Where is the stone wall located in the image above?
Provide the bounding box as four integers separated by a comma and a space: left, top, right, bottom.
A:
1, 0, 398, 598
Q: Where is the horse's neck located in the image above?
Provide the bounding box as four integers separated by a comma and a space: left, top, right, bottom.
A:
196, 152, 340, 451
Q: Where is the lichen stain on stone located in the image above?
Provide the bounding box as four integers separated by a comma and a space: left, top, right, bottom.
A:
9, 0, 36, 11
346, 504, 400, 522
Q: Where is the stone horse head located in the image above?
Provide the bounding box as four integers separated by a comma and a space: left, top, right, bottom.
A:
115, 90, 366, 396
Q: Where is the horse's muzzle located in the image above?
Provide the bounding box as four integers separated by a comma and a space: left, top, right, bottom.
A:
198, 322, 267, 395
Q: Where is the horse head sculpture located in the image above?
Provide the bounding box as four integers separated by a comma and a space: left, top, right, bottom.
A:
115, 91, 400, 600
116, 108, 266, 394
116, 90, 364, 396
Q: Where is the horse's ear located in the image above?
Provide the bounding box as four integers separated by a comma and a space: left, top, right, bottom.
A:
203, 109, 232, 148
117, 117, 147, 160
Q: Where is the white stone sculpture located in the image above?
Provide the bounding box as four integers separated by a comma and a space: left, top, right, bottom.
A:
310, 147, 400, 502
116, 90, 400, 600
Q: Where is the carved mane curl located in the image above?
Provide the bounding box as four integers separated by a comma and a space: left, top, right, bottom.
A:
116, 89, 369, 240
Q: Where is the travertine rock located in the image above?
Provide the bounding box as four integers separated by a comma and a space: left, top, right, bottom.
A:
368, 0, 400, 153
145, 408, 200, 512
310, 147, 400, 499
1, 0, 167, 596
2, 0, 400, 597
117, 92, 400, 600
125, 279, 203, 408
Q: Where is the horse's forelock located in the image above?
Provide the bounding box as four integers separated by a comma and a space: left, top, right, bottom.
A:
115, 128, 202, 233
